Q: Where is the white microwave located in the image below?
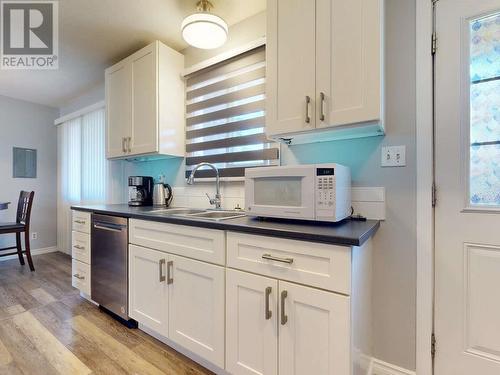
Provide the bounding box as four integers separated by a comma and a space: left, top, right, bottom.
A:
245, 164, 351, 222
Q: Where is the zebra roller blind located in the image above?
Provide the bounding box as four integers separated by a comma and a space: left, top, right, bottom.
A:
185, 46, 278, 178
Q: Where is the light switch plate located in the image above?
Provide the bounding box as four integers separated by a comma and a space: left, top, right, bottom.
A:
381, 145, 406, 167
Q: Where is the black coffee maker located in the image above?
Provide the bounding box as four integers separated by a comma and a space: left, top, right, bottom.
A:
128, 176, 154, 206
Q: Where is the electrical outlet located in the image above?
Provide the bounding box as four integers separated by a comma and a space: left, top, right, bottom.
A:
31, 232, 37, 240
381, 145, 406, 167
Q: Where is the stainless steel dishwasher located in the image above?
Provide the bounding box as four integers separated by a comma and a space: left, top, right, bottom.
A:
91, 214, 136, 327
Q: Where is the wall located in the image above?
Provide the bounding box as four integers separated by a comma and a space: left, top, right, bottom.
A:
62, 2, 417, 369
0, 95, 59, 250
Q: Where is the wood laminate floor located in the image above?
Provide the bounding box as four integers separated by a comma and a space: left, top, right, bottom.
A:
0, 252, 213, 375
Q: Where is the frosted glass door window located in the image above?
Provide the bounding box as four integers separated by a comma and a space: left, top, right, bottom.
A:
469, 13, 500, 206
254, 177, 302, 207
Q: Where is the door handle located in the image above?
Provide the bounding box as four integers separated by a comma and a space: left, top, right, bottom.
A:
305, 95, 311, 124
73, 245, 85, 250
73, 274, 85, 280
159, 259, 166, 282
319, 92, 325, 121
265, 286, 272, 320
122, 137, 127, 153
262, 253, 294, 264
127, 137, 132, 153
167, 261, 173, 285
280, 290, 288, 325
74, 220, 86, 224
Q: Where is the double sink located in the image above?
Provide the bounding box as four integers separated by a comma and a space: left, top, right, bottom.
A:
148, 208, 246, 221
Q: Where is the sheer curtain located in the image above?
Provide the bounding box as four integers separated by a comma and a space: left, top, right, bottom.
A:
57, 107, 108, 253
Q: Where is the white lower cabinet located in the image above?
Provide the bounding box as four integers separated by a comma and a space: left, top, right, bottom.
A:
168, 254, 225, 368
226, 269, 279, 375
129, 244, 169, 337
279, 281, 351, 375
226, 270, 350, 375
128, 245, 225, 368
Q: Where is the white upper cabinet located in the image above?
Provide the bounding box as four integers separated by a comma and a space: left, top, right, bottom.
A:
266, 0, 384, 144
266, 0, 316, 136
105, 41, 185, 159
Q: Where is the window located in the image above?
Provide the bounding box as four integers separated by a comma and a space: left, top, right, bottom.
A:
57, 107, 108, 252
185, 46, 279, 178
469, 13, 500, 206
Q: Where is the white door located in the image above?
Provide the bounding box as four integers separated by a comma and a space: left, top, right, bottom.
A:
128, 244, 169, 337
106, 62, 131, 158
131, 44, 158, 156
278, 281, 350, 375
435, 2, 500, 374
316, 0, 382, 128
266, 0, 316, 136
168, 255, 225, 368
226, 269, 278, 375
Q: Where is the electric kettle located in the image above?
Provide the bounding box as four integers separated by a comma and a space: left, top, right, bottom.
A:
152, 178, 173, 207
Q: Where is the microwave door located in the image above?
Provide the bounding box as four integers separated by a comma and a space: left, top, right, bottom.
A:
246, 168, 315, 220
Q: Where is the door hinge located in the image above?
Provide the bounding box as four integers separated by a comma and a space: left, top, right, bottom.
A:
431, 333, 437, 359
432, 32, 437, 55
432, 183, 437, 207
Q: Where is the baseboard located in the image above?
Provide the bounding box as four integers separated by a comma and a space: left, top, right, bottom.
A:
370, 358, 416, 375
0, 245, 58, 262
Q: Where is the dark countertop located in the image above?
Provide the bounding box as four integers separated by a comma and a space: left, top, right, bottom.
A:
71, 204, 380, 247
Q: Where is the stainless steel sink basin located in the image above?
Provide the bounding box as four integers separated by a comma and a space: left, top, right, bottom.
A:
188, 211, 246, 221
147, 207, 245, 221
148, 208, 206, 215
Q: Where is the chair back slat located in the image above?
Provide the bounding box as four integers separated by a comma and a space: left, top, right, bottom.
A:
16, 191, 34, 226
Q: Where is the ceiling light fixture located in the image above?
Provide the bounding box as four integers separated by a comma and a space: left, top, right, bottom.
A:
182, 0, 228, 50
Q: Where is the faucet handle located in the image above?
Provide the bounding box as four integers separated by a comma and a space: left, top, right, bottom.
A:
206, 193, 215, 205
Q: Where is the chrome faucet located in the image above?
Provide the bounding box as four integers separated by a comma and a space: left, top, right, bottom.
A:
187, 162, 222, 209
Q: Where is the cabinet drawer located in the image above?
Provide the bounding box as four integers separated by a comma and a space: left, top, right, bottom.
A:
72, 231, 90, 264
72, 259, 90, 296
129, 219, 226, 265
72, 211, 91, 234
227, 232, 351, 294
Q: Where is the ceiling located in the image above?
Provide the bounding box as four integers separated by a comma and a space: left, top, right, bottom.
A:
0, 0, 266, 108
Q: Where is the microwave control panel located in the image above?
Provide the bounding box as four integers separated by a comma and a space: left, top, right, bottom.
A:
316, 168, 335, 208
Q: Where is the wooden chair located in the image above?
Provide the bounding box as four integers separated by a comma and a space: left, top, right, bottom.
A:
0, 191, 35, 271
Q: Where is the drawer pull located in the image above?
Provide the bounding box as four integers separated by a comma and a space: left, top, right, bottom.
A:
265, 287, 272, 320
74, 220, 86, 224
167, 261, 174, 285
73, 245, 85, 250
262, 254, 294, 264
159, 259, 166, 282
280, 290, 288, 325
73, 274, 85, 280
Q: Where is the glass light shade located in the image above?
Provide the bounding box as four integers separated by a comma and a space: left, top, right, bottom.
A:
182, 13, 228, 49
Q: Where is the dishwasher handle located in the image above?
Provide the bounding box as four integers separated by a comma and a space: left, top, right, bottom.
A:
93, 221, 127, 232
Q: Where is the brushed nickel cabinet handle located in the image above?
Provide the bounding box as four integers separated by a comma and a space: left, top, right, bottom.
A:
265, 287, 272, 320
319, 92, 325, 121
159, 259, 166, 282
305, 95, 311, 124
167, 261, 174, 285
127, 137, 132, 153
73, 274, 85, 280
122, 137, 127, 153
73, 245, 85, 250
262, 253, 294, 264
280, 290, 288, 325
74, 220, 86, 224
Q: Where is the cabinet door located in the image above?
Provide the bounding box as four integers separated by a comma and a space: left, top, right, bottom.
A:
168, 255, 225, 368
266, 0, 316, 137
130, 44, 158, 156
106, 62, 132, 158
226, 269, 278, 375
316, 0, 382, 128
128, 244, 168, 337
279, 282, 350, 375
